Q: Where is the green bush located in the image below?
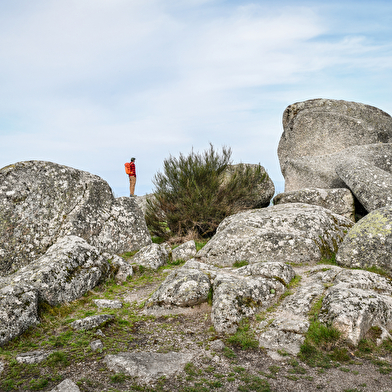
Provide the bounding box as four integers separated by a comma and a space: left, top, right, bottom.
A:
146, 144, 266, 239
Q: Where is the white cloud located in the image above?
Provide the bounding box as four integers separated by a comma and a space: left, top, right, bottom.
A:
1, 0, 392, 196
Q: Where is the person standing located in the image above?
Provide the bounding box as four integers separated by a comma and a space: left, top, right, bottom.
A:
125, 157, 136, 196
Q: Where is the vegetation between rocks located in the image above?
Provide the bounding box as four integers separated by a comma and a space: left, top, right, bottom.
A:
145, 144, 267, 239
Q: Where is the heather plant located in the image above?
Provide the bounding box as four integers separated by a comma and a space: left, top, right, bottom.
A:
146, 144, 266, 239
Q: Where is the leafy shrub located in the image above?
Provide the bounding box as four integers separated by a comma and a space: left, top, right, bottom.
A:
146, 144, 267, 239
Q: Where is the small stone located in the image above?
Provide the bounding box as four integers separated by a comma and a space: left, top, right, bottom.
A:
93, 299, 123, 309
210, 339, 225, 352
70, 314, 114, 331
0, 360, 4, 375
95, 329, 105, 337
90, 339, 104, 352
49, 378, 80, 392
16, 350, 51, 364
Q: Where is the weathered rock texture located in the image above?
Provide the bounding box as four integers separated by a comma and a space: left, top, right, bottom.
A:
70, 314, 115, 331
2, 236, 109, 306
146, 259, 295, 334
0, 160, 151, 275
278, 99, 392, 171
273, 188, 355, 221
131, 243, 169, 270
282, 144, 392, 193
0, 282, 39, 346
336, 158, 392, 212
0, 235, 118, 346
336, 206, 392, 275
223, 164, 275, 208
196, 203, 353, 267
104, 351, 194, 382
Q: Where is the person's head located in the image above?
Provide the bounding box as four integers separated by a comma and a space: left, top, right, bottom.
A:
131, 157, 136, 162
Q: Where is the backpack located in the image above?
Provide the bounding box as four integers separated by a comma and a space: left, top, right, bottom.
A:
124, 162, 132, 175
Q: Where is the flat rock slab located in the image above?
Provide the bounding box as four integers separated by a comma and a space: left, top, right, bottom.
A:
70, 315, 114, 331
16, 350, 52, 364
273, 188, 355, 221
336, 157, 392, 212
282, 143, 392, 192
49, 379, 80, 392
0, 160, 151, 275
336, 206, 392, 277
0, 360, 4, 375
104, 351, 194, 382
196, 203, 353, 266
93, 299, 123, 309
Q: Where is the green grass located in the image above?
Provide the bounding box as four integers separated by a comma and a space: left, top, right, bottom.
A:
233, 260, 249, 268
226, 319, 259, 350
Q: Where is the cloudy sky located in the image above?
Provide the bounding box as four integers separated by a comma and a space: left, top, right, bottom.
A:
1, 0, 391, 197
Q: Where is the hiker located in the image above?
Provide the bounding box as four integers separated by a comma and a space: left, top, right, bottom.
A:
125, 157, 136, 196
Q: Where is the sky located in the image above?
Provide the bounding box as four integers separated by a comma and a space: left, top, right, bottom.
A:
1, 0, 392, 197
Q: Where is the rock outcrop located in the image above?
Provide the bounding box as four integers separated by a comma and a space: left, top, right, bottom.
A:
278, 99, 392, 171
196, 203, 353, 267
0, 160, 151, 275
146, 259, 295, 334
273, 188, 355, 221
336, 158, 392, 212
336, 206, 392, 275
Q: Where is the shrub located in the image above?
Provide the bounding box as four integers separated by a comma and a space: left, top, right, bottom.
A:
146, 144, 266, 239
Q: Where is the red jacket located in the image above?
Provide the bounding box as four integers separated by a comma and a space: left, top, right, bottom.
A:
129, 161, 136, 177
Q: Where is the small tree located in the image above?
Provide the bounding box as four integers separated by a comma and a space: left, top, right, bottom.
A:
146, 144, 266, 239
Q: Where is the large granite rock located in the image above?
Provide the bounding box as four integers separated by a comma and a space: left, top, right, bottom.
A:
273, 188, 355, 221
336, 206, 392, 275
0, 161, 151, 275
222, 164, 275, 208
282, 143, 392, 192
336, 158, 392, 212
278, 99, 392, 171
196, 203, 354, 267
